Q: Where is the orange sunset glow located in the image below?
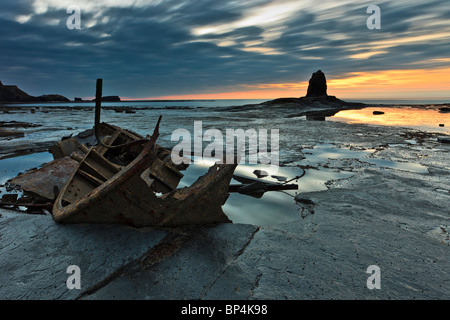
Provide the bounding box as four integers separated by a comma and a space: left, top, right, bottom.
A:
3, 0, 450, 102
331, 107, 450, 134
132, 67, 450, 101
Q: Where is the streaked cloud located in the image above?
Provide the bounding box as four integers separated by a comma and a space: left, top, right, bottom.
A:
349, 51, 388, 60
0, 0, 449, 99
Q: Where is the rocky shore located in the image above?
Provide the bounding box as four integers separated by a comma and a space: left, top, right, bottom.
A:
1, 71, 449, 301
1, 110, 449, 300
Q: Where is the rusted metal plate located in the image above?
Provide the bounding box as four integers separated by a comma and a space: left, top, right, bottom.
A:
49, 137, 81, 159
154, 162, 237, 227
53, 133, 159, 225
146, 157, 184, 193
8, 157, 79, 201
52, 131, 237, 227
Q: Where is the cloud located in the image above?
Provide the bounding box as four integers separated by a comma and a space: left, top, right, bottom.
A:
0, 0, 449, 99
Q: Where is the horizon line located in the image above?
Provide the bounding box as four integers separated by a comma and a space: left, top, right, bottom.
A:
110, 96, 450, 102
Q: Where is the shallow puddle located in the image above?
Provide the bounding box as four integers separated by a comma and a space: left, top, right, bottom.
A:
191, 142, 430, 226
0, 152, 54, 185
329, 106, 450, 134
177, 158, 305, 225
171, 156, 361, 225
302, 143, 428, 174
0, 152, 54, 210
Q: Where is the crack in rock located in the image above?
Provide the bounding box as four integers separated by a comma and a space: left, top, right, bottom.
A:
201, 226, 260, 298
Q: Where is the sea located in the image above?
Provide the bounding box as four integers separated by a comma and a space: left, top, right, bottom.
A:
2, 98, 448, 145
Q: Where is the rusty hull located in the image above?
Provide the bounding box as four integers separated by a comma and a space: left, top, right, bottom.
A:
8, 157, 79, 201
52, 125, 237, 227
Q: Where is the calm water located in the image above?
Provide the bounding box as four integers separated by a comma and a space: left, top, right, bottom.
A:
330, 106, 450, 134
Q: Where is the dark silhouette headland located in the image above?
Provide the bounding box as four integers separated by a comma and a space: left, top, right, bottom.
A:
0, 80, 70, 103
221, 70, 367, 119
0, 80, 120, 103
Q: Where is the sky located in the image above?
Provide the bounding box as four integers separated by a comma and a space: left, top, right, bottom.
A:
1, 0, 450, 100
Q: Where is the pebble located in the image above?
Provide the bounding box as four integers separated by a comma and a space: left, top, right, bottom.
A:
253, 170, 269, 178
437, 136, 450, 144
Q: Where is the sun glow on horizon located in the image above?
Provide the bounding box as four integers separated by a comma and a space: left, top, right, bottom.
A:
125, 67, 450, 101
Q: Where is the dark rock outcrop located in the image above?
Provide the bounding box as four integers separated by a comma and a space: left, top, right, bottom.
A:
35, 94, 70, 102
0, 81, 69, 103
438, 136, 450, 144
219, 70, 367, 120
104, 96, 121, 102
0, 83, 34, 102
306, 70, 327, 97
0, 129, 24, 138
92, 96, 121, 102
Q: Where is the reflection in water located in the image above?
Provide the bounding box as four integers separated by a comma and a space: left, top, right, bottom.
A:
177, 157, 354, 226
0, 142, 430, 226
177, 158, 304, 226
329, 106, 450, 134
0, 152, 53, 184
0, 152, 54, 204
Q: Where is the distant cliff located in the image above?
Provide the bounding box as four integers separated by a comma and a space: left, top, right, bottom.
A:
92, 96, 121, 102
0, 81, 70, 103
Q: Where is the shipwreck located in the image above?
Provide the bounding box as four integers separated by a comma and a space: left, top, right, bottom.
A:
1, 79, 298, 227
50, 79, 238, 227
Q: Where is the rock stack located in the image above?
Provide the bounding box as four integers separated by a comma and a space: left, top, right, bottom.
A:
306, 70, 328, 98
